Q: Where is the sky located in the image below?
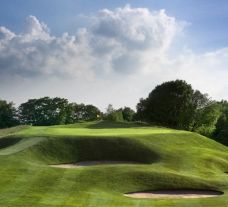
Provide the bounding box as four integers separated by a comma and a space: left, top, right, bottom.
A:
0, 0, 228, 110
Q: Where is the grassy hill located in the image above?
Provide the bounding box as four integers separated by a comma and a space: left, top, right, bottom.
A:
0, 121, 228, 207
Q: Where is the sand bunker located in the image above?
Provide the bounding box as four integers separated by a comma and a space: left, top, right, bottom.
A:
50, 161, 139, 169
124, 190, 223, 199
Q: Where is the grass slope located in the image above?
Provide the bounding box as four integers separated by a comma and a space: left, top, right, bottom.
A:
0, 121, 228, 207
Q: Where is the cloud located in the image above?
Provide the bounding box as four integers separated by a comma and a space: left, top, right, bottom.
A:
0, 16, 95, 79
0, 6, 184, 77
0, 5, 228, 109
0, 26, 15, 40
88, 5, 185, 73
23, 15, 51, 41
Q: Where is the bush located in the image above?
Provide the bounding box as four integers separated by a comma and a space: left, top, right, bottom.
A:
105, 111, 124, 122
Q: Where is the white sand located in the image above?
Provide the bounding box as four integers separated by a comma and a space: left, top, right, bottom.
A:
50, 161, 138, 168
124, 190, 223, 199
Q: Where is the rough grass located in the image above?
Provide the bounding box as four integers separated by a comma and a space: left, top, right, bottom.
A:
0, 120, 227, 207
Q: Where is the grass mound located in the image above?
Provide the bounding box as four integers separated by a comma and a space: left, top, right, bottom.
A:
31, 137, 160, 164
0, 121, 227, 207
0, 137, 21, 149
0, 137, 45, 155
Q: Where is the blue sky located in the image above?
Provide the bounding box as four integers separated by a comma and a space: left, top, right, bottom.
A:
0, 1, 228, 110
1, 0, 228, 51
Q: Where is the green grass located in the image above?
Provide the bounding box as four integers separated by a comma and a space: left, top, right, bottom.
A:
0, 120, 228, 207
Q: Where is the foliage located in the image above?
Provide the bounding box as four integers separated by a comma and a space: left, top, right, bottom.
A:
18, 97, 69, 126
135, 98, 148, 121
213, 101, 228, 145
67, 103, 102, 122
106, 104, 115, 114
18, 97, 102, 126
136, 80, 196, 129
104, 104, 124, 122
193, 102, 221, 137
104, 105, 135, 122
121, 107, 135, 121
135, 80, 223, 138
0, 99, 18, 128
105, 110, 124, 122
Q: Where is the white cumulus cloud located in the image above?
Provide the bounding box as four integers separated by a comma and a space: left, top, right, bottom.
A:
0, 6, 184, 77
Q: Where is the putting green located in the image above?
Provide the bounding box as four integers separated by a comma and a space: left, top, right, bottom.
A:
0, 121, 228, 207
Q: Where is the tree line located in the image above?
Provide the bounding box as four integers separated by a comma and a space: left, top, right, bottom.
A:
0, 80, 228, 145
0, 97, 135, 127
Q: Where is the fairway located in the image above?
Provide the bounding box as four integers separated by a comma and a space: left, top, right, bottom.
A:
0, 121, 228, 207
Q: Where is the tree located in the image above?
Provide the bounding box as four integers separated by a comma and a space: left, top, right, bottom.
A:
84, 105, 102, 121
191, 90, 210, 130
135, 80, 223, 135
69, 103, 102, 122
104, 105, 124, 122
121, 107, 135, 122
18, 97, 102, 125
0, 99, 18, 128
213, 101, 228, 145
18, 97, 69, 126
106, 104, 114, 115
135, 98, 149, 121
190, 90, 221, 134
193, 102, 221, 137
136, 80, 195, 129
105, 110, 124, 122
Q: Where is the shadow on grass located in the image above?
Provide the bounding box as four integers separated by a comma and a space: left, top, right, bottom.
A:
36, 136, 161, 164
0, 137, 22, 149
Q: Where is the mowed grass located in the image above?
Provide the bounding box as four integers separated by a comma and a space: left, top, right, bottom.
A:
0, 121, 228, 207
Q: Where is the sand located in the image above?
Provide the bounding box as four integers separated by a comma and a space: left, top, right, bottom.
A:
50, 161, 139, 168
124, 190, 223, 199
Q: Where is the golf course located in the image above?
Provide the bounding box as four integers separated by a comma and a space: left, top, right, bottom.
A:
0, 121, 228, 207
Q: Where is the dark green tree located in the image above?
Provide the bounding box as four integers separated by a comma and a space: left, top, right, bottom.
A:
18, 97, 69, 126
136, 80, 195, 129
121, 107, 135, 121
135, 98, 149, 121
69, 103, 101, 122
213, 101, 228, 145
0, 99, 18, 128
84, 105, 102, 120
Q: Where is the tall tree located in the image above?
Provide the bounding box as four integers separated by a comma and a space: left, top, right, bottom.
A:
18, 97, 69, 126
213, 101, 228, 145
0, 99, 18, 128
136, 80, 195, 129
106, 104, 114, 115
193, 102, 221, 136
135, 98, 149, 121
121, 107, 135, 122
69, 103, 101, 122
104, 105, 124, 122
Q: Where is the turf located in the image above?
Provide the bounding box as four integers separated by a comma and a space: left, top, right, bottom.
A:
0, 121, 228, 207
